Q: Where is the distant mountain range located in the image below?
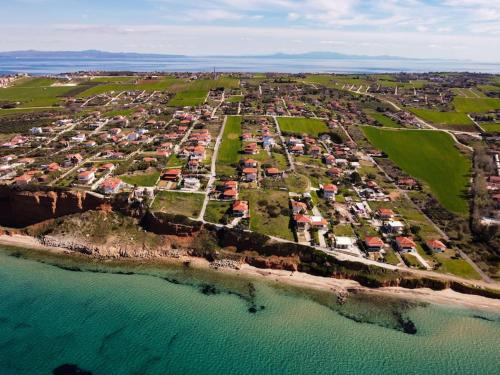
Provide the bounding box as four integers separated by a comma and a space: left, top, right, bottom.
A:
0, 49, 445, 61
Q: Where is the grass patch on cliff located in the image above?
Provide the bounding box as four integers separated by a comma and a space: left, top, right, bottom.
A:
362, 127, 471, 215
434, 251, 481, 280
240, 189, 294, 241
151, 191, 205, 217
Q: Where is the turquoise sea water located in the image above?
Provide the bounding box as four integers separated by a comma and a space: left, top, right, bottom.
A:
0, 248, 499, 375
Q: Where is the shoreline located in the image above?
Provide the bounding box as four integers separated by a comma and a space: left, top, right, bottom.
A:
1, 234, 500, 313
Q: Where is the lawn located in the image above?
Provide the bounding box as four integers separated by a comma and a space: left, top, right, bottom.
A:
479, 123, 500, 133
278, 117, 329, 137
151, 191, 205, 217
0, 77, 75, 107
362, 127, 471, 215
239, 189, 294, 241
204, 201, 232, 224
409, 108, 474, 127
216, 116, 242, 175
453, 97, 500, 113
120, 171, 160, 187
283, 173, 310, 193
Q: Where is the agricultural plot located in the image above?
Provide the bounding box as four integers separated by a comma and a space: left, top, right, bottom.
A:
239, 189, 294, 241
168, 78, 240, 107
409, 108, 474, 129
77, 77, 180, 97
168, 90, 207, 107
367, 111, 401, 128
151, 191, 205, 217
278, 117, 329, 137
452, 97, 500, 113
216, 116, 242, 176
479, 123, 500, 133
0, 77, 76, 107
362, 127, 471, 215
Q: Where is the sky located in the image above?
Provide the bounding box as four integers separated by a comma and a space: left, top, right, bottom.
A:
1, 0, 500, 61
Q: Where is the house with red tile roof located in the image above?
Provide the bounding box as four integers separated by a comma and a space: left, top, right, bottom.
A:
265, 167, 282, 178
377, 208, 395, 220
242, 167, 258, 182
232, 200, 249, 217
99, 177, 123, 195
426, 239, 446, 253
395, 236, 417, 253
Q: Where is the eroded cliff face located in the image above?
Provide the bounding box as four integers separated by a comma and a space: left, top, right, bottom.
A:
0, 186, 106, 228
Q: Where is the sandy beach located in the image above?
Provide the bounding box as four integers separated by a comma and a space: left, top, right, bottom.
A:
1, 234, 500, 313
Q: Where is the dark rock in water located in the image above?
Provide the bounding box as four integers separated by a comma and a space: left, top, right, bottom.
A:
398, 317, 417, 335
260, 305, 265, 310
163, 277, 180, 285
55, 265, 83, 272
248, 306, 257, 314
9, 251, 22, 258
200, 283, 219, 296
473, 315, 495, 322
53, 364, 92, 375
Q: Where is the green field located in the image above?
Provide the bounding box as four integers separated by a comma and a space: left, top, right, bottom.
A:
409, 108, 474, 127
227, 95, 244, 103
435, 252, 481, 279
479, 123, 500, 133
362, 127, 471, 215
278, 117, 329, 137
369, 112, 401, 128
204, 201, 232, 224
452, 97, 500, 113
77, 77, 180, 97
0, 77, 75, 107
240, 189, 294, 241
120, 171, 160, 187
216, 116, 242, 175
151, 191, 205, 217
168, 78, 240, 107
168, 90, 207, 107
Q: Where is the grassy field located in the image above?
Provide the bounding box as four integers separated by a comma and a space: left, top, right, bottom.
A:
362, 127, 471, 215
216, 116, 242, 175
369, 112, 401, 128
0, 77, 75, 107
168, 78, 240, 107
77, 77, 180, 97
435, 251, 481, 279
384, 249, 400, 266
240, 189, 294, 241
227, 95, 244, 103
452, 97, 500, 113
204, 201, 232, 224
168, 90, 207, 107
151, 191, 205, 217
120, 171, 160, 187
479, 123, 500, 133
409, 108, 474, 127
402, 253, 422, 268
278, 117, 329, 137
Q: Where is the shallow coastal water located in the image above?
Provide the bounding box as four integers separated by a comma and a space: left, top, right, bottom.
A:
0, 248, 499, 375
